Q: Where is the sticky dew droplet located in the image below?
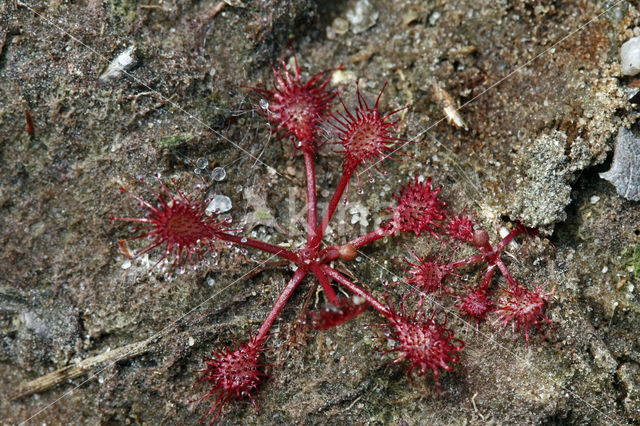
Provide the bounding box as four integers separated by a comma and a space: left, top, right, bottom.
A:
196, 158, 209, 169
211, 167, 226, 181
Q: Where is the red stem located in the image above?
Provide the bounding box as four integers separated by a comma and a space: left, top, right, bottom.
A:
215, 232, 300, 265
321, 264, 389, 317
312, 169, 353, 247
303, 150, 318, 244
319, 228, 389, 263
256, 268, 307, 341
448, 253, 485, 270
308, 261, 339, 305
495, 224, 525, 252
495, 258, 518, 288
318, 247, 340, 264
348, 228, 390, 248
480, 266, 496, 290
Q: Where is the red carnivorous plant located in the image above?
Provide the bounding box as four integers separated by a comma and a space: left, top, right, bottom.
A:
111, 48, 552, 423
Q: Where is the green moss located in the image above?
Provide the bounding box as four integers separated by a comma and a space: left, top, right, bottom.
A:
157, 133, 193, 150
255, 211, 273, 220
108, 0, 138, 24
622, 243, 640, 282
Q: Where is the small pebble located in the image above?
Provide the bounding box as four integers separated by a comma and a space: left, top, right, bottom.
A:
206, 194, 232, 214
499, 226, 510, 240
401, 10, 419, 27
346, 0, 379, 34
99, 45, 137, 82
621, 36, 640, 76
332, 17, 349, 35
429, 11, 441, 25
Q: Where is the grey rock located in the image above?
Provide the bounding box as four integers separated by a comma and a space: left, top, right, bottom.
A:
508, 131, 572, 229
600, 126, 640, 201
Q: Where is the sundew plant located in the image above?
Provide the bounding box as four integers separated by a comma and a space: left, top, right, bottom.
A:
110, 50, 553, 422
